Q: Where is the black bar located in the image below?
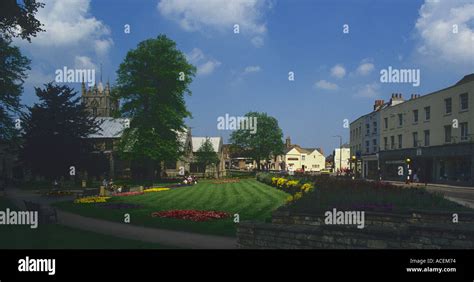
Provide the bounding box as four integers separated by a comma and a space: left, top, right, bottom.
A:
0, 250, 472, 281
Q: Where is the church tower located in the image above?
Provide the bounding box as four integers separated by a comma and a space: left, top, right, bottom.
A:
81, 75, 119, 117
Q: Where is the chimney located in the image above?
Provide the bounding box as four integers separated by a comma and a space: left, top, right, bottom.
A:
373, 99, 385, 111
285, 136, 291, 148
389, 93, 405, 106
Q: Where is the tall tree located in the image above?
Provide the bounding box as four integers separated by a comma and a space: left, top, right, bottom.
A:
115, 35, 196, 180
0, 38, 30, 142
20, 83, 100, 180
195, 138, 219, 176
0, 0, 44, 42
230, 112, 284, 170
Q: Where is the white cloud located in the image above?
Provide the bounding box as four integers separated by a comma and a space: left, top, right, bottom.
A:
330, 64, 346, 78
244, 65, 261, 74
251, 36, 264, 48
356, 63, 375, 75
157, 0, 270, 46
314, 80, 339, 90
355, 83, 380, 98
21, 0, 113, 54
74, 56, 97, 70
415, 0, 474, 64
187, 48, 205, 63
186, 48, 221, 76
13, 0, 114, 104
197, 60, 221, 75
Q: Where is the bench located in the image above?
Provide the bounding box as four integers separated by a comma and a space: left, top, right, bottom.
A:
23, 200, 58, 224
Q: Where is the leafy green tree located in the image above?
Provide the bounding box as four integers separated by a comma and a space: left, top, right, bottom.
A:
20, 83, 101, 180
0, 0, 44, 42
230, 112, 284, 170
115, 35, 196, 180
195, 138, 219, 176
0, 38, 30, 142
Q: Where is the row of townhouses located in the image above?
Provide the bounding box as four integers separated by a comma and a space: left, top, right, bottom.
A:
350, 74, 474, 186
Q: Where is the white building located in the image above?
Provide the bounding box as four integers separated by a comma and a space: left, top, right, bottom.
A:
284, 146, 325, 172
333, 145, 350, 172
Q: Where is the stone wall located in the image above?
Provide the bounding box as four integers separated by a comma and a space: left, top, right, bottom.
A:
272, 210, 474, 226
237, 210, 474, 249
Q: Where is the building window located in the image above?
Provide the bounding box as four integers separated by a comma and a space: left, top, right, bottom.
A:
384, 118, 388, 129
460, 122, 468, 141
302, 155, 305, 161
365, 141, 370, 153
390, 136, 395, 149
412, 132, 418, 147
398, 114, 403, 126
366, 124, 370, 135
444, 125, 452, 143
384, 137, 388, 150
398, 134, 402, 149
373, 121, 377, 134
445, 98, 452, 114
460, 93, 468, 111
424, 106, 430, 120
424, 130, 430, 146
413, 109, 418, 123
372, 139, 377, 152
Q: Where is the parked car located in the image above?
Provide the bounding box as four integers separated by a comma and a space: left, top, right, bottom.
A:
320, 169, 331, 175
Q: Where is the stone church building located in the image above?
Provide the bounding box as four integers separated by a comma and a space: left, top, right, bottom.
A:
82, 81, 225, 180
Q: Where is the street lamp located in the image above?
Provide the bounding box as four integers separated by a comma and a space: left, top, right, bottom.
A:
333, 135, 342, 175
351, 155, 357, 179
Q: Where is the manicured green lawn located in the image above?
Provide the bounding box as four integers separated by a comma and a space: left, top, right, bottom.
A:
0, 197, 173, 249
54, 179, 289, 237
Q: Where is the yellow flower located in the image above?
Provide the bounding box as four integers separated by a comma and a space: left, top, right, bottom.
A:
143, 188, 170, 193
74, 196, 110, 204
285, 195, 294, 204
301, 183, 314, 193
271, 177, 278, 185
277, 178, 287, 187
293, 192, 303, 201
286, 180, 299, 188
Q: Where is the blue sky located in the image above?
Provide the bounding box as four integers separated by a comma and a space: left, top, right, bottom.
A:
15, 0, 474, 155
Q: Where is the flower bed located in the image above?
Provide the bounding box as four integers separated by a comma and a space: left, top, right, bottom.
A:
143, 188, 170, 193
74, 196, 110, 204
257, 173, 315, 204
151, 210, 231, 222
279, 176, 471, 214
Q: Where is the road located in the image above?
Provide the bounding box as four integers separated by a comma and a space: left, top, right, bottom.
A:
384, 181, 474, 209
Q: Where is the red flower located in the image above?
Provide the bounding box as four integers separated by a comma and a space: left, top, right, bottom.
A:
151, 210, 231, 222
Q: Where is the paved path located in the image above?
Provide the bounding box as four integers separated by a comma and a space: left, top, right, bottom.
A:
382, 180, 474, 209
4, 187, 237, 249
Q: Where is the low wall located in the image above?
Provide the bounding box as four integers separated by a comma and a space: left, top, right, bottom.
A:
272, 210, 474, 227
237, 210, 474, 249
